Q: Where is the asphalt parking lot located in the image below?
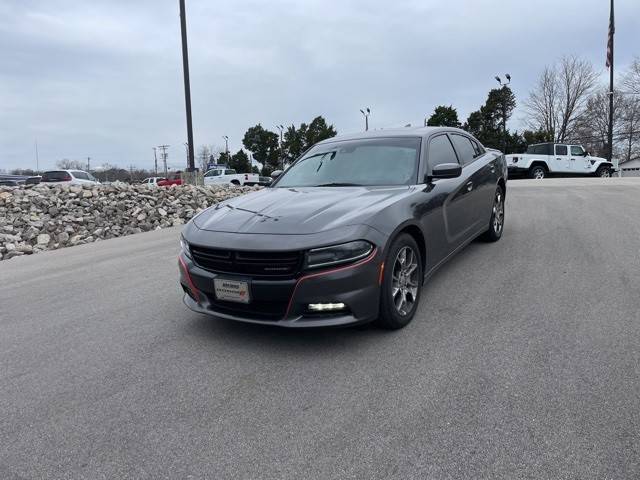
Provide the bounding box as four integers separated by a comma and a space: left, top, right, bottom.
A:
1, 178, 639, 479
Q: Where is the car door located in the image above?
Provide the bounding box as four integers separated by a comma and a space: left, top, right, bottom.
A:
555, 144, 570, 172
420, 133, 474, 264
449, 134, 494, 236
570, 145, 589, 172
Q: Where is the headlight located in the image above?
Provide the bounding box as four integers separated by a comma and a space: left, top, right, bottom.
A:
306, 240, 374, 269
180, 235, 192, 258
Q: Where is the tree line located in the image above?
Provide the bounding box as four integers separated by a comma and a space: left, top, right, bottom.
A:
9, 54, 639, 178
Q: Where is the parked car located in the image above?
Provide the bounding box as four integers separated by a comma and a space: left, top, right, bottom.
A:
140, 177, 167, 187
157, 172, 183, 187
506, 143, 616, 179
203, 168, 259, 186
179, 127, 507, 329
0, 179, 22, 186
40, 170, 100, 185
25, 176, 41, 185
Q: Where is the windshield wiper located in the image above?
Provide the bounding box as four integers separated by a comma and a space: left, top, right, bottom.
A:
313, 182, 364, 187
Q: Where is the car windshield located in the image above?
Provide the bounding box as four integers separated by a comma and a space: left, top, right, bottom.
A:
274, 137, 421, 187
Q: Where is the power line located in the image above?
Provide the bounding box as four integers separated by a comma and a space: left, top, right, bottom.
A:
157, 145, 169, 178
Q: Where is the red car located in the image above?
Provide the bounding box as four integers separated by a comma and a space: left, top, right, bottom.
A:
157, 172, 183, 187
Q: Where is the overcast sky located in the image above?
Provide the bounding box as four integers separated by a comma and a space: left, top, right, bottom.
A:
1, 0, 639, 172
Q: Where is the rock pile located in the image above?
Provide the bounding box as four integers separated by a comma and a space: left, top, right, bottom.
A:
0, 183, 260, 260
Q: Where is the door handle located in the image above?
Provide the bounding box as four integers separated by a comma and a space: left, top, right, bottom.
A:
465, 181, 473, 192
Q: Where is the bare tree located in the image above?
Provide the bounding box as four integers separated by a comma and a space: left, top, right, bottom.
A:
620, 97, 640, 163
622, 57, 640, 95
56, 159, 86, 170
525, 66, 558, 138
572, 88, 624, 157
197, 145, 211, 172
526, 56, 598, 142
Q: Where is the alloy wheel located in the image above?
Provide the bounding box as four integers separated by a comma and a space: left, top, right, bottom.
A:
600, 169, 611, 178
391, 246, 419, 316
533, 167, 545, 179
493, 190, 504, 235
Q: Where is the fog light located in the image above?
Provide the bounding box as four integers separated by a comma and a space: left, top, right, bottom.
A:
308, 302, 346, 312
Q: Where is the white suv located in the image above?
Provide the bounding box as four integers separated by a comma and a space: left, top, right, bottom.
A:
40, 170, 100, 185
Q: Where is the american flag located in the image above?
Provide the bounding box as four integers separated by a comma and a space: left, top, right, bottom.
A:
606, 0, 615, 68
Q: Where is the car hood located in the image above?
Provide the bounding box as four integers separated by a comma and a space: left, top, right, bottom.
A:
193, 186, 413, 234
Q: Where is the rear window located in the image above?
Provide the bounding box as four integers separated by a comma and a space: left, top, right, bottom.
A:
72, 171, 89, 180
526, 144, 553, 155
41, 171, 71, 182
555, 145, 568, 156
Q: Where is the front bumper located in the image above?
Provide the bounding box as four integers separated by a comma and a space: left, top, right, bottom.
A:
178, 250, 382, 328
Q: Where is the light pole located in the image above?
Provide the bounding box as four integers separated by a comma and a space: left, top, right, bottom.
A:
276, 125, 284, 169
178, 0, 195, 173
222, 136, 229, 166
495, 74, 511, 154
360, 107, 371, 131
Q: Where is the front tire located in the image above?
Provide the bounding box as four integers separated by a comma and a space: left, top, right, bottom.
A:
376, 234, 423, 330
528, 165, 546, 179
480, 185, 505, 242
596, 166, 612, 178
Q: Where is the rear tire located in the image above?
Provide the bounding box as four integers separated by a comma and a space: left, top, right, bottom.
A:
230, 180, 240, 186
528, 165, 546, 179
376, 234, 423, 330
480, 185, 505, 242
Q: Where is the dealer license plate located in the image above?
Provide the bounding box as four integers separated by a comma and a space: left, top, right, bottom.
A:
214, 278, 250, 304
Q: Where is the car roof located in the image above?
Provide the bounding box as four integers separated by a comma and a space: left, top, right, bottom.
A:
314, 126, 470, 145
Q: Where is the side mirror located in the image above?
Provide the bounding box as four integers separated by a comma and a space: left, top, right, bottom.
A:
271, 170, 283, 179
429, 163, 462, 181
583, 151, 590, 157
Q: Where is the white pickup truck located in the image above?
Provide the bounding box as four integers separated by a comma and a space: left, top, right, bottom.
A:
506, 143, 616, 179
203, 168, 259, 186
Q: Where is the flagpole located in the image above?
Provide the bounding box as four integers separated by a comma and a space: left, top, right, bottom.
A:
607, 0, 614, 165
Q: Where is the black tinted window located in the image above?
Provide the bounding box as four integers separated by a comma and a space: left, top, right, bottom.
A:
41, 171, 70, 182
555, 145, 568, 155
225, 169, 237, 175
450, 135, 477, 165
428, 135, 458, 168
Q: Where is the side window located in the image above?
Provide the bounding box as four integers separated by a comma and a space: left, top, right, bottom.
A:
73, 171, 89, 180
450, 134, 477, 166
204, 170, 221, 177
570, 145, 584, 156
555, 145, 568, 156
428, 134, 459, 169
471, 140, 484, 157
224, 169, 237, 175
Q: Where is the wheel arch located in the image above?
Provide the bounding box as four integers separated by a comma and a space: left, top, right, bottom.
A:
383, 222, 427, 277
529, 161, 549, 171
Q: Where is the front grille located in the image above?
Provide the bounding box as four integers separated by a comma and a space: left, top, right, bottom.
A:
206, 295, 289, 321
190, 246, 303, 278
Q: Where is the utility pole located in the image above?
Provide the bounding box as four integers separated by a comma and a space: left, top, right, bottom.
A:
360, 108, 371, 131
222, 136, 229, 166
179, 0, 195, 172
35, 139, 39, 172
153, 147, 158, 176
158, 144, 170, 178
87, 156, 91, 172
276, 125, 284, 169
